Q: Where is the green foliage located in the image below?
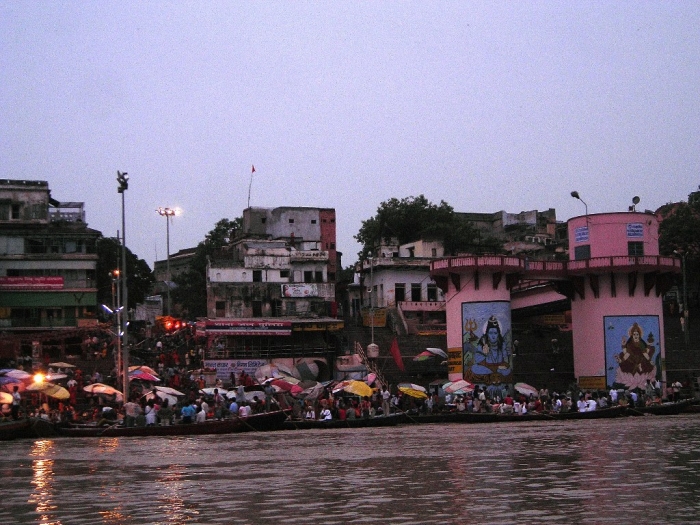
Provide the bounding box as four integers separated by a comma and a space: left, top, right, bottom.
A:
354, 195, 493, 259
96, 237, 154, 310
172, 217, 242, 319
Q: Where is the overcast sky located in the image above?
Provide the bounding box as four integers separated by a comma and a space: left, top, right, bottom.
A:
2, 2, 698, 268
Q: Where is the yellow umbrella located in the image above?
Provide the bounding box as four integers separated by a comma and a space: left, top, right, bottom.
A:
26, 381, 70, 400
342, 380, 373, 398
0, 391, 13, 404
398, 382, 428, 400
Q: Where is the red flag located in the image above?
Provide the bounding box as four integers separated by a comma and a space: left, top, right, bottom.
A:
389, 337, 405, 371
251, 165, 255, 173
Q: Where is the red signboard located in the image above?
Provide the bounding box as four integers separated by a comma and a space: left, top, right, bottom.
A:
199, 319, 292, 336
0, 276, 64, 290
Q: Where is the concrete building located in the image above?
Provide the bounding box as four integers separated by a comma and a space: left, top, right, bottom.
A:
0, 180, 102, 332
431, 210, 681, 392
199, 206, 343, 382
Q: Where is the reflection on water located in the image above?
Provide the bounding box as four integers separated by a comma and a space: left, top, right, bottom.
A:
1, 415, 699, 524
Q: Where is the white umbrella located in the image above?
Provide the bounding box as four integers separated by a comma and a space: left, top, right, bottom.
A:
426, 348, 448, 359
154, 385, 185, 397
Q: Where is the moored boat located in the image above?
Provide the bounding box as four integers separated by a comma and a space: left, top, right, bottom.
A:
282, 412, 408, 430
58, 409, 289, 438
0, 417, 57, 440
625, 399, 697, 416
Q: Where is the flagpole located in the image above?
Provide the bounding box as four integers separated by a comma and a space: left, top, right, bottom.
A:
247, 165, 255, 208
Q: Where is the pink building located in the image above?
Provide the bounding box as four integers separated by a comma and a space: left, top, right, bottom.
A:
431, 211, 680, 392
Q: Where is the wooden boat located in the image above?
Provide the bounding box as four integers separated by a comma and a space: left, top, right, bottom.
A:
58, 409, 289, 438
400, 405, 628, 424
625, 399, 697, 416
0, 418, 33, 440
282, 412, 408, 430
549, 405, 628, 420
0, 417, 57, 440
402, 411, 552, 424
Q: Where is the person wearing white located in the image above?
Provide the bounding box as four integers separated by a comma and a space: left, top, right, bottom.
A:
320, 407, 332, 420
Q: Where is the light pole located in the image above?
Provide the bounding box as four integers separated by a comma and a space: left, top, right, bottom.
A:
117, 171, 129, 399
570, 191, 588, 215
156, 207, 177, 316
366, 253, 378, 360
674, 250, 689, 346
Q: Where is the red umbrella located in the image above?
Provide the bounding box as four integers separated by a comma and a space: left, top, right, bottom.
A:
271, 379, 303, 395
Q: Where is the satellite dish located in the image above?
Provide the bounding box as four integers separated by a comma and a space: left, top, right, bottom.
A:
632, 196, 640, 205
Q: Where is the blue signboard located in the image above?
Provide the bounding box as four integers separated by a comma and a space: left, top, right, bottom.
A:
627, 223, 644, 238
574, 226, 589, 243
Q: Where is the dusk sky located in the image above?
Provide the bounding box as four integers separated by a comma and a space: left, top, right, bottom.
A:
2, 2, 698, 268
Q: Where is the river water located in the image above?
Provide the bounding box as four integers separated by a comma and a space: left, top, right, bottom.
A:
2, 414, 699, 525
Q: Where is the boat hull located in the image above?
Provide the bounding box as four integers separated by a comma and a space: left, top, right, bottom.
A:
58, 410, 289, 438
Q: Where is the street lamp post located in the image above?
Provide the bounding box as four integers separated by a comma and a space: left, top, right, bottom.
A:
156, 207, 177, 316
570, 191, 588, 216
117, 171, 129, 399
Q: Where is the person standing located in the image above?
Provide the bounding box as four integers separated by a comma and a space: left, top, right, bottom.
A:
11, 385, 21, 420
381, 385, 391, 416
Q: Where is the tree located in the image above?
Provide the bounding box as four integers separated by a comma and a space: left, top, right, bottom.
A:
354, 195, 495, 259
96, 237, 154, 312
172, 217, 242, 319
658, 188, 700, 304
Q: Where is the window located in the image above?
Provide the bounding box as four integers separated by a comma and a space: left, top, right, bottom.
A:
280, 269, 290, 278
288, 219, 294, 224
252, 301, 263, 317
411, 283, 421, 301
431, 248, 437, 257
304, 271, 313, 283
427, 284, 438, 301
11, 204, 21, 220
261, 218, 266, 223
330, 242, 335, 249
407, 247, 415, 258
215, 301, 226, 317
253, 270, 262, 282
311, 219, 317, 224
628, 242, 644, 257
395, 283, 405, 302
574, 245, 591, 260
315, 271, 323, 283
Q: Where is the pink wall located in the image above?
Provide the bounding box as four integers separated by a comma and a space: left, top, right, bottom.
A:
570, 273, 665, 380
445, 270, 512, 380
568, 212, 660, 258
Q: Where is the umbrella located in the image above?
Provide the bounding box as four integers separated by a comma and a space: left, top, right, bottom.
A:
254, 363, 300, 382
45, 373, 67, 382
0, 376, 25, 393
129, 371, 161, 382
0, 369, 32, 380
129, 365, 160, 377
426, 348, 448, 359
514, 382, 539, 398
49, 362, 76, 369
270, 379, 303, 395
443, 380, 475, 394
398, 382, 428, 399
296, 380, 325, 400
27, 382, 70, 400
84, 383, 122, 395
200, 387, 228, 397
296, 360, 319, 381
0, 392, 13, 404
334, 380, 373, 398
413, 351, 435, 362
154, 386, 185, 397
144, 391, 178, 407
